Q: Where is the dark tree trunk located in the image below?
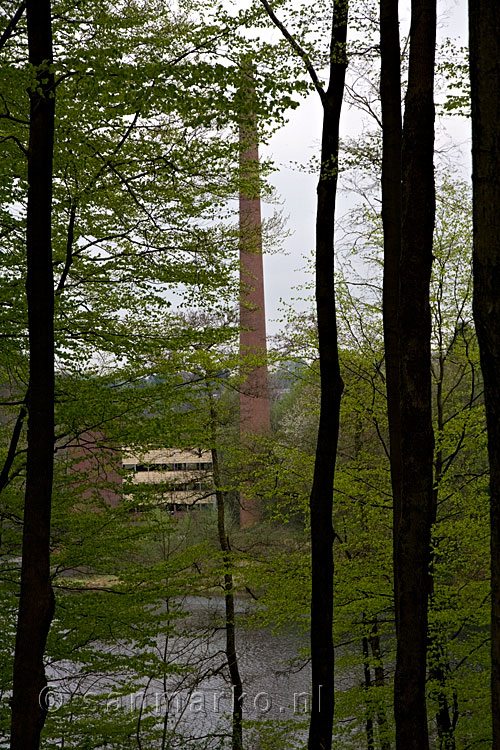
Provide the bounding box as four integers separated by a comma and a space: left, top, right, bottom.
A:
307, 4, 348, 749
380, 0, 436, 743
210, 405, 243, 750
428, 650, 456, 750
368, 620, 391, 750
469, 3, 500, 746
9, 1, 56, 747
256, 2, 348, 745
393, 1, 436, 748
362, 633, 375, 750
428, 358, 456, 750
379, 0, 402, 637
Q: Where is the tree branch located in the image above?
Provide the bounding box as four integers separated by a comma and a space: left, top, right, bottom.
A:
55, 202, 77, 294
258, 0, 325, 102
0, 402, 27, 494
0, 0, 26, 52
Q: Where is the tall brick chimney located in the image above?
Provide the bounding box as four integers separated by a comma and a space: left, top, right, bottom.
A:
239, 72, 270, 528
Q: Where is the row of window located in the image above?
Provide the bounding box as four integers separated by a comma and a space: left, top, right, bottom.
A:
128, 480, 214, 492
123, 462, 212, 472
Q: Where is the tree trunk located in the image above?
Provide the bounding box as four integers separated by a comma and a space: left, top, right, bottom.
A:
393, 1, 436, 748
428, 356, 456, 750
210, 405, 243, 750
10, 0, 56, 747
469, 2, 500, 746
362, 633, 375, 750
368, 620, 391, 750
256, 2, 348, 745
308, 4, 348, 749
379, 0, 402, 637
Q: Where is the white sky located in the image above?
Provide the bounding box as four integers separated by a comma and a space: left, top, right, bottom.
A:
261, 0, 470, 337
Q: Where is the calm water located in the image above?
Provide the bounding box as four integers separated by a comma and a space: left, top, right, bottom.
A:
151, 595, 312, 746
46, 595, 312, 748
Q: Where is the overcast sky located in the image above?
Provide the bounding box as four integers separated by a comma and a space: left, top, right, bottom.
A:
260, 0, 470, 337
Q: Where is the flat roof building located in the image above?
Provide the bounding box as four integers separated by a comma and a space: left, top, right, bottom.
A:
123, 448, 215, 511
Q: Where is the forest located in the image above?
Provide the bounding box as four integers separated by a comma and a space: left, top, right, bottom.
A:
1, 0, 500, 749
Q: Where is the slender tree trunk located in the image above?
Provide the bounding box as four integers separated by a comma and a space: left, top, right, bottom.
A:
257, 2, 348, 746
362, 632, 375, 750
10, 0, 56, 747
338, 531, 391, 748
308, 4, 348, 748
428, 357, 456, 750
368, 621, 391, 750
393, 0, 436, 747
428, 646, 456, 750
210, 405, 243, 750
379, 0, 402, 638
469, 3, 500, 746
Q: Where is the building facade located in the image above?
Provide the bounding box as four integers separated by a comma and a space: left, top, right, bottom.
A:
123, 448, 215, 512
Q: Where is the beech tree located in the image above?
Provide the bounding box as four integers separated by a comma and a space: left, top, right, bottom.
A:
469, 2, 500, 746
378, 0, 437, 745
305, 7, 348, 745
9, 0, 56, 747
379, 0, 402, 638
255, 2, 349, 747
249, 172, 488, 748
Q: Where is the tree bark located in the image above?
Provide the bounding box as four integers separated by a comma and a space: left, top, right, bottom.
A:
9, 0, 56, 747
469, 3, 500, 746
393, 1, 436, 748
308, 4, 348, 748
255, 2, 348, 745
379, 0, 403, 637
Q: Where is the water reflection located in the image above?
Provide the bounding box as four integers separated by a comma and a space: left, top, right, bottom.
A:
156, 595, 311, 745
45, 595, 311, 748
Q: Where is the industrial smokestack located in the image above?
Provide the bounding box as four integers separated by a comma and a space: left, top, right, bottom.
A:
238, 65, 270, 528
